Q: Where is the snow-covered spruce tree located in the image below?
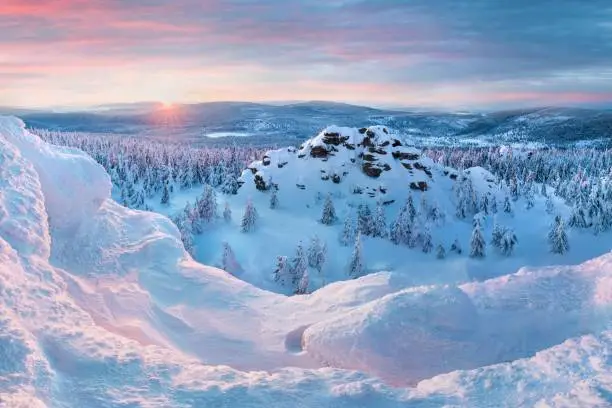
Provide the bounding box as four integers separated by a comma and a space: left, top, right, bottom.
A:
405, 194, 417, 223
161, 182, 170, 205
198, 185, 217, 223
223, 201, 232, 223
172, 214, 194, 256
525, 187, 535, 210
549, 215, 569, 254
491, 197, 498, 214
480, 194, 489, 215
320, 194, 337, 225
269, 188, 279, 209
469, 222, 486, 258
371, 203, 388, 238
339, 213, 356, 247
436, 244, 446, 259
290, 242, 308, 290
455, 194, 468, 219
221, 242, 239, 275
389, 208, 412, 246
421, 226, 433, 253
220, 175, 239, 195
240, 199, 258, 233
491, 217, 505, 249
347, 232, 364, 279
503, 195, 513, 215
295, 269, 309, 295
541, 182, 548, 197
273, 255, 290, 287
357, 203, 372, 236
568, 207, 588, 229
545, 196, 555, 214
307, 236, 327, 272
450, 238, 462, 255
500, 229, 518, 256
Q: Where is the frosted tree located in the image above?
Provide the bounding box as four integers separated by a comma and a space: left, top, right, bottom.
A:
540, 183, 548, 197
491, 197, 498, 214
491, 217, 505, 249
240, 199, 258, 233
290, 242, 308, 290
525, 187, 535, 210
295, 269, 309, 295
500, 229, 518, 256
221, 242, 240, 275
503, 195, 513, 214
320, 194, 337, 225
549, 215, 569, 254
198, 185, 217, 222
450, 238, 462, 255
273, 255, 290, 286
405, 194, 417, 223
371, 203, 388, 238
469, 223, 486, 258
270, 189, 279, 209
480, 194, 490, 215
220, 176, 239, 195
545, 197, 555, 214
339, 213, 356, 246
161, 183, 170, 205
347, 232, 364, 278
357, 203, 372, 236
436, 244, 446, 259
568, 207, 588, 229
308, 235, 327, 272
223, 201, 232, 223
421, 226, 433, 253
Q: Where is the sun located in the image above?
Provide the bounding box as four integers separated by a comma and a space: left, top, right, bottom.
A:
160, 101, 174, 110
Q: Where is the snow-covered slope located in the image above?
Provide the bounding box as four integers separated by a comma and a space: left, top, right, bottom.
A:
1, 115, 612, 407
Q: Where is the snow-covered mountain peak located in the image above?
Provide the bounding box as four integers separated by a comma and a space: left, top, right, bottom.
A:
239, 125, 458, 206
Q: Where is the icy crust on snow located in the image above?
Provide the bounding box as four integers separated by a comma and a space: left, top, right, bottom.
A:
1, 115, 612, 407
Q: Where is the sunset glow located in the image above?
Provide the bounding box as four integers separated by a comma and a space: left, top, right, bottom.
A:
0, 0, 611, 109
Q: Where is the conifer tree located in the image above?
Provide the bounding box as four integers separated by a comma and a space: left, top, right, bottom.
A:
339, 213, 356, 246
371, 203, 388, 238
273, 255, 290, 286
503, 195, 513, 214
308, 236, 327, 272
223, 201, 232, 223
270, 188, 279, 209
470, 222, 486, 258
241, 199, 258, 233
500, 229, 518, 256
320, 194, 337, 225
347, 232, 364, 278
436, 244, 446, 259
291, 242, 308, 289
221, 242, 240, 275
549, 216, 569, 254
491, 217, 505, 249
421, 226, 433, 253
357, 203, 372, 235
161, 183, 170, 205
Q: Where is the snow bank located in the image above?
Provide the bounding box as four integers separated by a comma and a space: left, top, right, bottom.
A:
1, 115, 612, 407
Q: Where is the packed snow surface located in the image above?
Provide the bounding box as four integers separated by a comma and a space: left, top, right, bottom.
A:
1, 115, 612, 407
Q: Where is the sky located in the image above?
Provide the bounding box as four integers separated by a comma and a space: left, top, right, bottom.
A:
1, 0, 612, 110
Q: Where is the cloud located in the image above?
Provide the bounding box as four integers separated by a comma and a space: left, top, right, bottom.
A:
0, 0, 611, 108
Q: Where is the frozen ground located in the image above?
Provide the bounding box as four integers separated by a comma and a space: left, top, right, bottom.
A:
1, 116, 612, 407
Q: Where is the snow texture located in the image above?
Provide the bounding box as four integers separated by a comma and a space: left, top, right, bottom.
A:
1, 116, 612, 407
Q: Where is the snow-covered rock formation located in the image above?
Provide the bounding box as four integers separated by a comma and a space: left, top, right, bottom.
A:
239, 125, 462, 205
1, 116, 612, 407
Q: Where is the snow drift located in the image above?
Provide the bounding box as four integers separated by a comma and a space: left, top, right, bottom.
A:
1, 115, 611, 407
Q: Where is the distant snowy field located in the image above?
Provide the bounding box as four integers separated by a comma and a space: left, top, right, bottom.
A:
2, 116, 612, 407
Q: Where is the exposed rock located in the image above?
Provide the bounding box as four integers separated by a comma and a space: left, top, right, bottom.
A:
321, 175, 330, 181
296, 184, 306, 190
401, 162, 413, 170
262, 156, 271, 166
323, 132, 349, 146
362, 163, 382, 178
382, 128, 388, 134
366, 130, 375, 138
310, 146, 328, 158
249, 167, 258, 174
410, 181, 428, 191
331, 174, 341, 184
254, 174, 269, 191
414, 162, 433, 177
278, 161, 288, 168
392, 139, 402, 147
368, 147, 387, 155
382, 164, 391, 171
362, 154, 378, 162
382, 199, 395, 206
358, 127, 367, 134
392, 151, 420, 160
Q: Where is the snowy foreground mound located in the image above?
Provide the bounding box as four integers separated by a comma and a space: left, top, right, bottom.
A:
1, 116, 612, 407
